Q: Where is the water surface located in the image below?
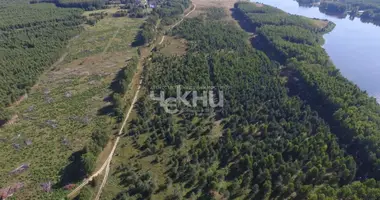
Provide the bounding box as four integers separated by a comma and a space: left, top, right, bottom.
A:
254, 0, 380, 100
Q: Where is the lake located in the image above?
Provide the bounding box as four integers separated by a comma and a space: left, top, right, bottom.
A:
253, 0, 380, 100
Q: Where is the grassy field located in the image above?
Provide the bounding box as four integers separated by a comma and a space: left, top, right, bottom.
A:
0, 8, 143, 199
158, 36, 188, 56
64, 14, 143, 62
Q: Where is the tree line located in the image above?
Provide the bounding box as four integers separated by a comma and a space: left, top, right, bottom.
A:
235, 2, 380, 198
299, 0, 380, 25
109, 7, 380, 199
30, 0, 106, 10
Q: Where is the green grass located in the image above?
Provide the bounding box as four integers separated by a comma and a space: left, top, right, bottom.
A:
0, 9, 143, 199
65, 14, 144, 62
158, 36, 188, 56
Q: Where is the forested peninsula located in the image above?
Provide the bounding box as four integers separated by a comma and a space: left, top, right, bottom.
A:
231, 2, 380, 198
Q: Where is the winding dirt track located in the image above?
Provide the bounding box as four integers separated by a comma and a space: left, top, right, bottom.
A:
93, 79, 142, 200
67, 4, 197, 199
67, 79, 142, 199
158, 3, 197, 45
93, 5, 197, 199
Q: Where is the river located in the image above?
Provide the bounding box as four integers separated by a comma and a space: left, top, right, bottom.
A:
253, 0, 380, 100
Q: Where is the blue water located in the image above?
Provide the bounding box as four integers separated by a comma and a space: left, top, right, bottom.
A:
254, 0, 380, 100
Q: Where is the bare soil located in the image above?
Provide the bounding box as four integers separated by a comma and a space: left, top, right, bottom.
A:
254, 2, 264, 7
191, 0, 238, 9
190, 0, 246, 23
4, 114, 18, 126
313, 19, 329, 28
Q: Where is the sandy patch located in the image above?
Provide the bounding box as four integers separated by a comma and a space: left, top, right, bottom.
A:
254, 2, 264, 7
192, 0, 238, 9
312, 19, 329, 28
190, 0, 247, 19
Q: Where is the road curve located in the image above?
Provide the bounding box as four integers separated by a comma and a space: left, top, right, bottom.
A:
159, 35, 165, 45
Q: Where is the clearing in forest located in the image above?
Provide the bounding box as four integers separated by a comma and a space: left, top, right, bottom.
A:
312, 19, 330, 28
0, 8, 143, 200
158, 36, 188, 56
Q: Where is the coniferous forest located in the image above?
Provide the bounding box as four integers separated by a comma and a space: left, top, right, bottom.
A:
109, 3, 380, 200
0, 1, 83, 119
235, 1, 380, 181
3, 0, 380, 198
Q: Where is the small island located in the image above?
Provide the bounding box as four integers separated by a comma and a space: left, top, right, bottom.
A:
294, 0, 380, 25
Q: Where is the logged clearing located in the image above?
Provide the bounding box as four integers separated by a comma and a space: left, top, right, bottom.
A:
0, 8, 143, 200
313, 19, 330, 28
82, 7, 120, 17
65, 16, 143, 62
188, 0, 242, 17
158, 36, 188, 56
191, 0, 237, 10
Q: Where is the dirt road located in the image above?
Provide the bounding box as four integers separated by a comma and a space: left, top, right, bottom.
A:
68, 4, 197, 199
158, 3, 197, 45
93, 79, 142, 200
67, 79, 142, 199
93, 4, 197, 200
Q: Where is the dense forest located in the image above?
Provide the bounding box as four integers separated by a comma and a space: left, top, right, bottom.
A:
234, 1, 380, 197
234, 2, 332, 64
320, 0, 380, 24
319, 1, 347, 15
234, 2, 334, 32
30, 0, 106, 10
0, 2, 83, 121
55, 0, 105, 10
107, 5, 380, 199
294, 0, 380, 24
296, 0, 320, 6
343, 0, 380, 9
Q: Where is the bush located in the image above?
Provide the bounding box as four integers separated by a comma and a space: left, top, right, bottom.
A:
0, 108, 12, 122
91, 129, 109, 148
77, 186, 93, 199
81, 152, 96, 175
85, 141, 101, 155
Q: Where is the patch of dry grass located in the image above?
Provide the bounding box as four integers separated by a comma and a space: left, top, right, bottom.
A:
158, 36, 188, 56
312, 19, 329, 28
